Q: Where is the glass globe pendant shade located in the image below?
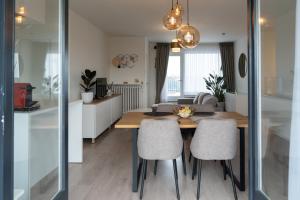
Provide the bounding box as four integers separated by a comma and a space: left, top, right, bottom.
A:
163, 9, 182, 30
174, 3, 184, 17
177, 25, 200, 48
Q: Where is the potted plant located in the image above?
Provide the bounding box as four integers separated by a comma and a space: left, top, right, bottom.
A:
204, 73, 226, 110
80, 69, 96, 104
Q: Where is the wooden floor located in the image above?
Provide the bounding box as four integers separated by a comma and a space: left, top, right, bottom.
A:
69, 128, 249, 200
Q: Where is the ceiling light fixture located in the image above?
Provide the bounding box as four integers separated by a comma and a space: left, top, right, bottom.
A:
163, 0, 182, 30
15, 6, 26, 24
177, 0, 200, 48
174, 0, 184, 17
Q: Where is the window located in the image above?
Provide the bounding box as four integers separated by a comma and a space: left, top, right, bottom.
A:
163, 44, 222, 102
183, 44, 222, 95
165, 55, 181, 101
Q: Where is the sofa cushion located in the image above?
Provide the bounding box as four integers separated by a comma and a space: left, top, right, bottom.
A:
193, 93, 201, 104
202, 95, 218, 106
197, 92, 209, 104
178, 98, 194, 105
191, 104, 215, 112
156, 103, 177, 112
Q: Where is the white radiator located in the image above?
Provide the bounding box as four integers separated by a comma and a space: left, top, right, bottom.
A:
111, 84, 143, 113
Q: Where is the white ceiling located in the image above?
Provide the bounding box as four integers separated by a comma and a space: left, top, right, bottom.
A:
70, 0, 247, 43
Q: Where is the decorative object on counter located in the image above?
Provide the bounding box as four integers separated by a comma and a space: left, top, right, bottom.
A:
96, 78, 108, 98
112, 54, 138, 68
174, 105, 194, 118
238, 53, 247, 78
107, 82, 114, 96
134, 78, 140, 83
204, 73, 226, 110
80, 69, 96, 104
14, 83, 40, 111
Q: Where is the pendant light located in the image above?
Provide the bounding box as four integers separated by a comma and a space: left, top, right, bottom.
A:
177, 0, 200, 48
174, 0, 184, 17
15, 6, 26, 24
163, 0, 182, 30
171, 31, 181, 53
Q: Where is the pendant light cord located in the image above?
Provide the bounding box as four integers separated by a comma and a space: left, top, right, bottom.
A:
172, 0, 174, 10
187, 0, 190, 25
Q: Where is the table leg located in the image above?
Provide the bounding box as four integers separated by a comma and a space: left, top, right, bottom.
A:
239, 127, 246, 191
132, 128, 141, 192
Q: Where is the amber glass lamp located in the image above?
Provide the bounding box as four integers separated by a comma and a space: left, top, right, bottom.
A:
177, 0, 200, 48
163, 9, 182, 30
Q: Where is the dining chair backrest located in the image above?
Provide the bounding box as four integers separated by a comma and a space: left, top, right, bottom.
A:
190, 119, 237, 160
156, 104, 176, 113
138, 119, 183, 160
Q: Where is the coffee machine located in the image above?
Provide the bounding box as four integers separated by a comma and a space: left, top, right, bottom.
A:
14, 83, 40, 111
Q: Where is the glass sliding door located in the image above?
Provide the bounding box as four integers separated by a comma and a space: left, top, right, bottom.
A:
249, 0, 300, 199
13, 0, 68, 199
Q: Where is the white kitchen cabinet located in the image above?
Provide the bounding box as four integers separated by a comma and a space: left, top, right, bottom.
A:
83, 95, 122, 143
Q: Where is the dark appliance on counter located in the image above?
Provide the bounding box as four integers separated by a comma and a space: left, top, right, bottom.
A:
96, 78, 107, 98
14, 83, 40, 111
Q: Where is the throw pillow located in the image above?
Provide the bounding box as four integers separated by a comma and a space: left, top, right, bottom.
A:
197, 92, 209, 104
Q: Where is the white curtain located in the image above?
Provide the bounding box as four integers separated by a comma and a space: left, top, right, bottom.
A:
183, 44, 222, 95
288, 0, 300, 198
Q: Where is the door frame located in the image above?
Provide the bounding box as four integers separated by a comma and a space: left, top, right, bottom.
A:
0, 0, 69, 199
55, 0, 69, 199
248, 0, 272, 199
0, 0, 15, 199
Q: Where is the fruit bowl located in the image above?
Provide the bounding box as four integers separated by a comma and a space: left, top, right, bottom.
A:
174, 105, 194, 118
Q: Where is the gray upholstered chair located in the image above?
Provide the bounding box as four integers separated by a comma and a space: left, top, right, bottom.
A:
156, 103, 187, 175
156, 103, 177, 112
138, 119, 183, 200
190, 119, 238, 200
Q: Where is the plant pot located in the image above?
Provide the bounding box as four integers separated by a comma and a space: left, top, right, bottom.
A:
216, 102, 225, 111
81, 92, 94, 104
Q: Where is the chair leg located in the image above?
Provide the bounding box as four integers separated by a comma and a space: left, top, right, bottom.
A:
196, 159, 202, 200
228, 160, 238, 200
140, 159, 147, 200
173, 159, 180, 200
221, 160, 227, 180
154, 160, 158, 175
192, 157, 197, 180
181, 144, 187, 176
144, 160, 148, 180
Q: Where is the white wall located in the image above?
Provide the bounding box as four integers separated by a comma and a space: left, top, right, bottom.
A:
232, 36, 248, 115
234, 36, 248, 94
108, 36, 148, 107
69, 10, 109, 101
108, 36, 147, 84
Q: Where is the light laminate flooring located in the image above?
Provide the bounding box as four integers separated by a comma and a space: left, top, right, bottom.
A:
69, 128, 249, 200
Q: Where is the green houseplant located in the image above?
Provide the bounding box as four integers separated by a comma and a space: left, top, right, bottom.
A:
80, 69, 96, 103
204, 73, 226, 109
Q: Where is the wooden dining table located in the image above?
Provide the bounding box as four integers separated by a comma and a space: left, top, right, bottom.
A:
115, 112, 248, 193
